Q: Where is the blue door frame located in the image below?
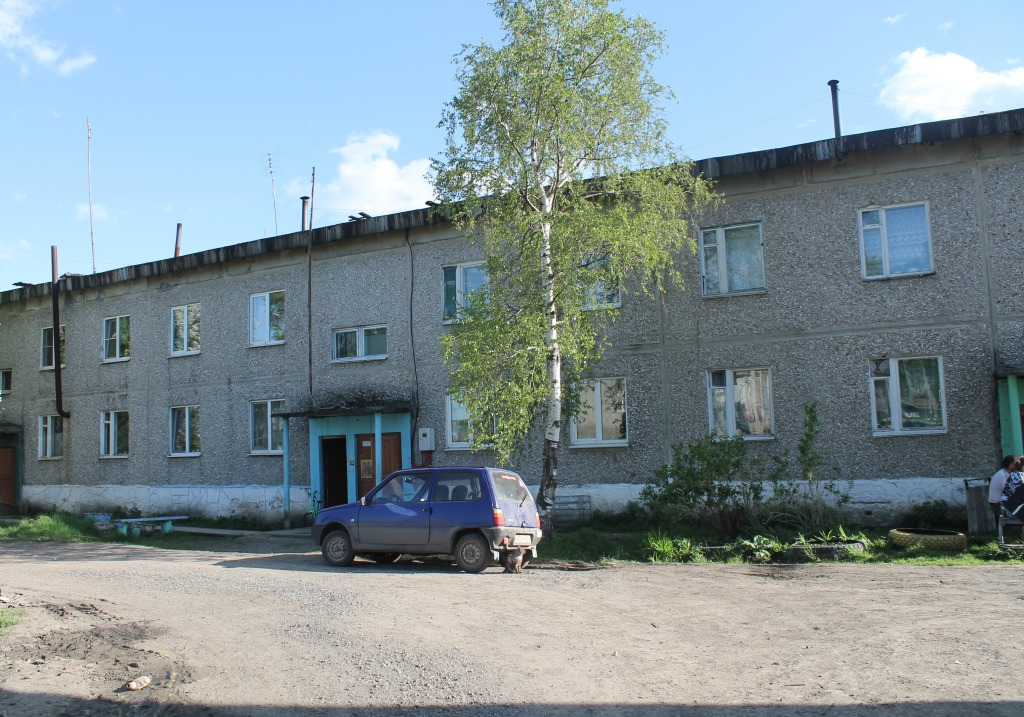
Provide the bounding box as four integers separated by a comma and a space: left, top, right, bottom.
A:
308, 413, 411, 509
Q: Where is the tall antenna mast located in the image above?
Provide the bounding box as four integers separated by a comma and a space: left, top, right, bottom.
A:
87, 118, 96, 273
268, 153, 279, 236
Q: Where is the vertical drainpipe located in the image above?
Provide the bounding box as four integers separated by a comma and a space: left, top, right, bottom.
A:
282, 418, 291, 529
828, 79, 843, 158
51, 247, 70, 419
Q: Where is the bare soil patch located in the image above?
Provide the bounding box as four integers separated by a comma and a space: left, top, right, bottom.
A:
2, 540, 1023, 716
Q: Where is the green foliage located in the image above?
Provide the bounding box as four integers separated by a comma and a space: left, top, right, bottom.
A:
736, 535, 787, 563
764, 402, 850, 534
0, 607, 23, 632
640, 434, 770, 538
540, 525, 646, 562
430, 0, 718, 460
646, 532, 707, 563
0, 513, 99, 542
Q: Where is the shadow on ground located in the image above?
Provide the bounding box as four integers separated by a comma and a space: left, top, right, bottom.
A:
1, 694, 1018, 717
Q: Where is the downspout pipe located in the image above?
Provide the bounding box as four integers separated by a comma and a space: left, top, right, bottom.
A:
50, 246, 70, 419
828, 79, 844, 158
282, 418, 291, 529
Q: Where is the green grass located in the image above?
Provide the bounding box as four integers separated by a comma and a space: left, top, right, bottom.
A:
0, 513, 241, 550
0, 607, 23, 632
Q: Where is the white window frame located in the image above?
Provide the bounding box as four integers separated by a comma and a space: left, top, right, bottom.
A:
571, 377, 628, 447
0, 368, 11, 394
38, 415, 63, 459
40, 325, 65, 370
445, 396, 497, 451
102, 315, 131, 362
250, 399, 285, 454
858, 202, 933, 279
870, 356, 947, 436
442, 262, 486, 323
707, 368, 775, 439
170, 303, 201, 356
332, 325, 388, 362
582, 255, 621, 310
250, 290, 286, 346
446, 396, 472, 450
169, 405, 201, 456
700, 222, 766, 297
100, 410, 130, 457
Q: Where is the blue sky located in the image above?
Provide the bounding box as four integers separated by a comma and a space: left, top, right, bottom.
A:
1, 0, 1022, 289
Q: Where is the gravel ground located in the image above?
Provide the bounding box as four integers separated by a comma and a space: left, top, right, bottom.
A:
2, 538, 1024, 716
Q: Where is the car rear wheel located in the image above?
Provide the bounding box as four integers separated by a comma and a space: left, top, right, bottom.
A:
454, 534, 491, 573
322, 529, 355, 567
367, 553, 401, 564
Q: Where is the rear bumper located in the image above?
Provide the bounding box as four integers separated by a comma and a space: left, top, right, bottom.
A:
480, 526, 542, 551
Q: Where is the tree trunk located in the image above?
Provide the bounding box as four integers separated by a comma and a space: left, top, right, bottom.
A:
536, 215, 561, 524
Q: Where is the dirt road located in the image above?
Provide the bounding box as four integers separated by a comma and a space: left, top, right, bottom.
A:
2, 539, 1023, 716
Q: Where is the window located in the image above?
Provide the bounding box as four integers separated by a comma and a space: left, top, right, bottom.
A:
446, 397, 496, 450
442, 262, 486, 322
447, 397, 472, 449
701, 223, 765, 296
371, 472, 432, 504
859, 203, 932, 279
870, 357, 945, 435
0, 369, 11, 394
250, 290, 285, 345
100, 410, 130, 457
103, 316, 131, 361
250, 399, 284, 453
171, 303, 201, 355
583, 255, 621, 310
708, 368, 773, 438
332, 325, 388, 361
170, 405, 201, 456
40, 326, 66, 369
39, 415, 63, 459
571, 377, 627, 446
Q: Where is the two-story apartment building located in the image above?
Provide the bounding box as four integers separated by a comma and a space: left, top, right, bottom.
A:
1, 109, 1022, 524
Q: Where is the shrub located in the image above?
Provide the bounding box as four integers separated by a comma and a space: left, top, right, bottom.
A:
645, 532, 707, 563
640, 434, 765, 538
736, 535, 786, 563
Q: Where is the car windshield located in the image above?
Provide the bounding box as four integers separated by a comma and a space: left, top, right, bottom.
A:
491, 471, 531, 503
370, 473, 431, 504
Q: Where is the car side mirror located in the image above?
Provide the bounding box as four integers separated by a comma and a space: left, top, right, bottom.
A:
360, 496, 367, 506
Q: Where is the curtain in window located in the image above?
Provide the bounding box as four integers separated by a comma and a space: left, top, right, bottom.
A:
885, 205, 929, 274
724, 225, 763, 292
733, 369, 772, 436
897, 358, 942, 428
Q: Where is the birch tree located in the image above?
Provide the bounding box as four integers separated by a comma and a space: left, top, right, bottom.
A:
430, 0, 716, 514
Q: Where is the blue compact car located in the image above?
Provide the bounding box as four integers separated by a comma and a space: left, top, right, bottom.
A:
311, 466, 543, 572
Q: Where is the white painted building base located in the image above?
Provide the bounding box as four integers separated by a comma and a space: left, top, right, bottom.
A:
23, 477, 972, 527
555, 477, 973, 526
23, 485, 316, 523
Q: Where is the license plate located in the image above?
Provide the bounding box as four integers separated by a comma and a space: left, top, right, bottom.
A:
513, 534, 532, 546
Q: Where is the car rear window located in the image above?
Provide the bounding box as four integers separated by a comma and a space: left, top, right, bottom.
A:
490, 471, 531, 502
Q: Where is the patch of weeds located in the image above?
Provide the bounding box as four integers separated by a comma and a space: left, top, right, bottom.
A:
736, 535, 787, 563
646, 532, 707, 563
0, 607, 23, 632
0, 513, 99, 542
896, 499, 964, 531
541, 526, 646, 562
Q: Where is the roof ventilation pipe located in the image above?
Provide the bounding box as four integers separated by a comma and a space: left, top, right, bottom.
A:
828, 79, 844, 158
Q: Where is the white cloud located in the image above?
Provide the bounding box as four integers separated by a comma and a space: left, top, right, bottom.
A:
883, 13, 907, 25
304, 132, 433, 221
74, 202, 108, 221
938, 21, 953, 33
12, 192, 26, 201
797, 118, 817, 129
0, 0, 95, 75
880, 47, 1024, 121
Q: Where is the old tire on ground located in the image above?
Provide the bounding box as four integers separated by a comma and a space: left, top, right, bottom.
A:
322, 529, 356, 567
367, 553, 401, 564
454, 534, 491, 573
888, 528, 968, 551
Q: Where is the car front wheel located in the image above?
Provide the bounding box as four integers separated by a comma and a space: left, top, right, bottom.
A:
454, 534, 491, 573
322, 529, 355, 567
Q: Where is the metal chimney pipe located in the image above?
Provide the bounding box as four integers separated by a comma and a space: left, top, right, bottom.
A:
174, 223, 182, 258
300, 196, 310, 232
828, 79, 843, 157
